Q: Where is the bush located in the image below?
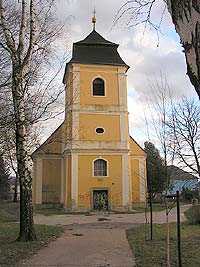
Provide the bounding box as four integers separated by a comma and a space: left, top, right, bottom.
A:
181, 187, 195, 202
185, 205, 200, 224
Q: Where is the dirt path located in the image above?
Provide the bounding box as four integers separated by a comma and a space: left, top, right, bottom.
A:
20, 227, 135, 267
33, 204, 191, 226
19, 205, 191, 267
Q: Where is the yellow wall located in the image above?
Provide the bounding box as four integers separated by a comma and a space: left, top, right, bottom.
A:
131, 159, 140, 203
42, 159, 61, 203
79, 114, 121, 141
78, 155, 122, 208
130, 137, 146, 156
79, 65, 119, 106
33, 124, 64, 155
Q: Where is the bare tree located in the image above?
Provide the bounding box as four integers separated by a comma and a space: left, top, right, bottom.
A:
0, 0, 67, 241
145, 75, 174, 184
169, 97, 200, 178
115, 0, 200, 98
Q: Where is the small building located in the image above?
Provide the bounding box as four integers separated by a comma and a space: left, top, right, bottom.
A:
32, 18, 147, 211
167, 165, 199, 194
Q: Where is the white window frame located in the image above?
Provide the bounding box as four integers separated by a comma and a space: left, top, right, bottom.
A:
92, 158, 109, 177
95, 127, 105, 135
91, 76, 106, 97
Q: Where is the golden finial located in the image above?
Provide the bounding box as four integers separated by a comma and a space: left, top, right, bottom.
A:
92, 8, 96, 30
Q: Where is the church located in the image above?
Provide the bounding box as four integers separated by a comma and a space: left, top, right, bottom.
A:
32, 16, 147, 211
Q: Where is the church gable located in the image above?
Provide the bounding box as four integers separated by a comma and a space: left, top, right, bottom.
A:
33, 123, 64, 156
129, 136, 146, 157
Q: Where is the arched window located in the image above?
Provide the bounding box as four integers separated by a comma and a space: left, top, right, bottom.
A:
94, 159, 107, 176
93, 78, 105, 96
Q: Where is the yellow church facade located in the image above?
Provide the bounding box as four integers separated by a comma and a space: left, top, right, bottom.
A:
32, 26, 147, 211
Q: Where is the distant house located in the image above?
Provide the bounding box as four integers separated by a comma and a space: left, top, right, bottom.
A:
167, 165, 199, 194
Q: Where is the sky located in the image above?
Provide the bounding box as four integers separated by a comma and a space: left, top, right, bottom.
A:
51, 0, 198, 147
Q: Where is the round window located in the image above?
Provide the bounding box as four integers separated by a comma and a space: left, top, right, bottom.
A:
95, 127, 105, 134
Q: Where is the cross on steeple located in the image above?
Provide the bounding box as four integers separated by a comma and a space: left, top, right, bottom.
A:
92, 8, 96, 30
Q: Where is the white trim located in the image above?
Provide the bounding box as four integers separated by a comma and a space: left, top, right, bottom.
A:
65, 157, 68, 208
72, 110, 79, 142
60, 159, 64, 204
72, 65, 80, 142
92, 157, 109, 178
63, 150, 129, 157
118, 67, 127, 108
74, 103, 128, 113
91, 76, 106, 97
36, 158, 42, 204
131, 155, 146, 160
120, 114, 127, 142
77, 63, 124, 70
71, 153, 78, 209
68, 140, 129, 150
81, 69, 117, 74
95, 127, 105, 135
122, 154, 129, 206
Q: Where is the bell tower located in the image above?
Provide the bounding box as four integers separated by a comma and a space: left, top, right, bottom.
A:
62, 16, 131, 211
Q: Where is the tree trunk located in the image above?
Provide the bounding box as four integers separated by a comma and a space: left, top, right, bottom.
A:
13, 174, 18, 202
12, 66, 36, 241
167, 0, 200, 98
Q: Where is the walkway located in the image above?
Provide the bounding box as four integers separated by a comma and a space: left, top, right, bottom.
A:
19, 205, 191, 267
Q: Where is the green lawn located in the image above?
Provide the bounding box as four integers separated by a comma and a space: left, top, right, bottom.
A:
0, 201, 20, 222
0, 222, 63, 267
0, 201, 64, 266
127, 223, 200, 267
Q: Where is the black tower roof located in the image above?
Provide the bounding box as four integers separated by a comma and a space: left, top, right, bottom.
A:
68, 30, 128, 67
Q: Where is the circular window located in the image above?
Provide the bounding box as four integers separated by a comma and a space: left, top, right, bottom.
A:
95, 127, 105, 134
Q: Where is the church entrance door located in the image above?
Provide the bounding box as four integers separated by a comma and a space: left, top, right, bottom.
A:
93, 189, 108, 211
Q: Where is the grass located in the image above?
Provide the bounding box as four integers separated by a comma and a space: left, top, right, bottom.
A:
0, 201, 64, 266
132, 203, 167, 213
34, 207, 90, 216
0, 222, 63, 267
127, 223, 200, 267
0, 201, 20, 222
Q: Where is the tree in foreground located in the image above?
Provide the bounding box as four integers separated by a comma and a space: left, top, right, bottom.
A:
0, 0, 65, 241
115, 0, 200, 98
144, 141, 166, 195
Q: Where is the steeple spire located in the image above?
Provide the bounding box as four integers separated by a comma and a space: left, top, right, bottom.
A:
92, 8, 96, 30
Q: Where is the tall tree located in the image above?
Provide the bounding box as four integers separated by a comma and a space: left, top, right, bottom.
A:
144, 141, 166, 194
0, 0, 65, 241
115, 0, 200, 98
169, 97, 200, 178
144, 75, 174, 192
